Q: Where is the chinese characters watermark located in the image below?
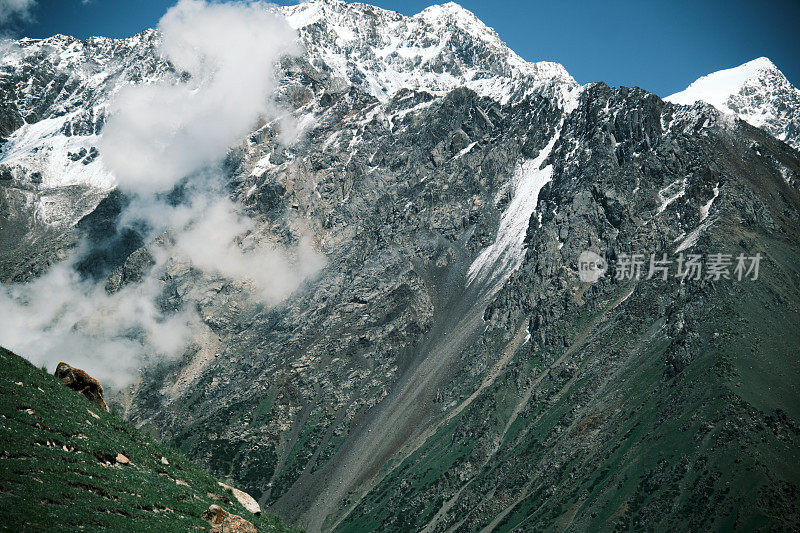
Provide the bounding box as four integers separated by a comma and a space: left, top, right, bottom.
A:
578, 251, 761, 283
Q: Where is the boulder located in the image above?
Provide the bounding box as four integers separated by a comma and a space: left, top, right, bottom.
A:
201, 505, 256, 533
54, 362, 109, 411
218, 482, 261, 515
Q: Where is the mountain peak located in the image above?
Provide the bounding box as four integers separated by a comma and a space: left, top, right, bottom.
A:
281, 0, 577, 104
667, 57, 781, 108
666, 57, 800, 148
417, 2, 481, 22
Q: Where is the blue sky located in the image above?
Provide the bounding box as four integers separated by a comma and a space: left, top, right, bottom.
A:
2, 0, 798, 97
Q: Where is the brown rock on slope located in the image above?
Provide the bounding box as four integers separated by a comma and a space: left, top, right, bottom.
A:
202, 504, 257, 533
54, 361, 109, 411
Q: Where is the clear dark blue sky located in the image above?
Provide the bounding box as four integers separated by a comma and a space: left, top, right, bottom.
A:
3, 0, 798, 97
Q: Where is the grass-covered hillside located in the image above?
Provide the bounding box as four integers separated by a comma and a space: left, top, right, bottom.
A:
0, 347, 297, 532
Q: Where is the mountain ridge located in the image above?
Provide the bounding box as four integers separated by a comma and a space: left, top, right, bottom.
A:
2, 8, 797, 205
1, 2, 800, 531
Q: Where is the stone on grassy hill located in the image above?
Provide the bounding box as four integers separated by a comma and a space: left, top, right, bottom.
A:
54, 362, 109, 411
201, 504, 256, 533
218, 482, 261, 515
115, 453, 130, 465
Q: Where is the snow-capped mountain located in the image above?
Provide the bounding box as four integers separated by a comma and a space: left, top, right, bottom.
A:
2, 2, 800, 532
283, 0, 578, 106
666, 57, 800, 149
0, 0, 578, 202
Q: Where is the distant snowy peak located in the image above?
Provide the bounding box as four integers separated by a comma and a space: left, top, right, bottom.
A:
666, 57, 800, 149
280, 0, 579, 107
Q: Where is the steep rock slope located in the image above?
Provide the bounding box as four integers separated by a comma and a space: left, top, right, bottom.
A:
1, 1, 799, 532
334, 85, 800, 532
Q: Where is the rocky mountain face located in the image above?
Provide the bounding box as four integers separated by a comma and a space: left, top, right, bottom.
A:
2, 1, 800, 531
0, 30, 169, 280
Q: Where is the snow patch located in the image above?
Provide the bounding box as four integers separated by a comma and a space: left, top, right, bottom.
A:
675, 218, 715, 253
0, 111, 113, 190
454, 141, 477, 159
467, 121, 562, 293
699, 183, 720, 221
656, 177, 688, 215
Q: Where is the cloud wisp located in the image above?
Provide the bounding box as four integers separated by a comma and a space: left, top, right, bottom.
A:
0, 0, 36, 35
0, 0, 36, 25
0, 0, 323, 387
100, 0, 300, 196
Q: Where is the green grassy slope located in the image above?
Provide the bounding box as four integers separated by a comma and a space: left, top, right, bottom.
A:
0, 347, 298, 532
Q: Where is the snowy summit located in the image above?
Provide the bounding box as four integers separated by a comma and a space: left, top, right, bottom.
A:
666, 57, 800, 149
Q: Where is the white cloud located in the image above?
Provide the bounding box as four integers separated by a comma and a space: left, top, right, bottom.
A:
99, 0, 323, 304
170, 194, 325, 305
0, 256, 198, 388
0, 0, 324, 388
0, 0, 36, 26
100, 0, 300, 196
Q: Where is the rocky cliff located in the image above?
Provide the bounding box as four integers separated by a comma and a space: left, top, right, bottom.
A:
1, 1, 799, 531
